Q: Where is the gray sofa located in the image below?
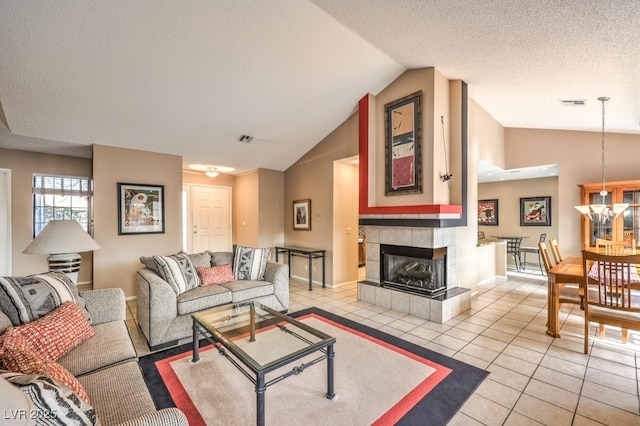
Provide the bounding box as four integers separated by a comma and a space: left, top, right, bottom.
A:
1, 287, 187, 426
136, 251, 289, 351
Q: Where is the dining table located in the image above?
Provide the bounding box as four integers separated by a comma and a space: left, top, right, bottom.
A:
546, 256, 583, 337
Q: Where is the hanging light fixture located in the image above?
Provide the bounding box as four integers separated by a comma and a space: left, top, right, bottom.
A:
574, 97, 628, 229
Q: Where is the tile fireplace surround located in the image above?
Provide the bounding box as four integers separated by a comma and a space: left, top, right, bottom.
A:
358, 223, 470, 323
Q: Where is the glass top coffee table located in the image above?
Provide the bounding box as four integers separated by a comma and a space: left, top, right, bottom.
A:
192, 301, 336, 426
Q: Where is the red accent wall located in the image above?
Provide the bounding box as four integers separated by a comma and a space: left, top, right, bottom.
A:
358, 94, 462, 216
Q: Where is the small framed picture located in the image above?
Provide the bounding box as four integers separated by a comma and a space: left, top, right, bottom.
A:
520, 196, 551, 226
118, 183, 165, 235
478, 199, 499, 226
293, 199, 311, 231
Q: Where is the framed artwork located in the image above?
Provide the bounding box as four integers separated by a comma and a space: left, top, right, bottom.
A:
293, 199, 312, 230
520, 196, 551, 226
385, 91, 422, 195
118, 183, 165, 235
478, 199, 499, 226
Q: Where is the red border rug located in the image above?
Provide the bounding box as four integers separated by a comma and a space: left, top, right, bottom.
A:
140, 307, 488, 425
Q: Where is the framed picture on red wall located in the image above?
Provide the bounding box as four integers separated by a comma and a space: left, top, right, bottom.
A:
385, 91, 422, 195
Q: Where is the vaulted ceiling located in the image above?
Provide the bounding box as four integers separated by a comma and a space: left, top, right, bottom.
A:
1, 1, 638, 174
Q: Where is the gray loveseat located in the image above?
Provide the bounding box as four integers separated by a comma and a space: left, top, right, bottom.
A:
136, 250, 289, 351
1, 286, 187, 426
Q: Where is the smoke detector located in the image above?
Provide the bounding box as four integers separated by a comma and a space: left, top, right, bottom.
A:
238, 134, 253, 143
559, 100, 586, 106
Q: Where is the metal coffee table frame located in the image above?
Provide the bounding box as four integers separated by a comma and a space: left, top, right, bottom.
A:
192, 302, 336, 426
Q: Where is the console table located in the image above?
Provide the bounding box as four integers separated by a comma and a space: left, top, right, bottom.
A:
274, 246, 326, 291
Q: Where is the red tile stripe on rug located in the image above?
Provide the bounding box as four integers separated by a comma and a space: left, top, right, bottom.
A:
154, 313, 452, 426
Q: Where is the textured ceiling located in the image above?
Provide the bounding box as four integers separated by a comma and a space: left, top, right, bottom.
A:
1, 1, 639, 174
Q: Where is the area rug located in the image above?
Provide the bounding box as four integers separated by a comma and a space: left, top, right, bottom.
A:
140, 307, 488, 425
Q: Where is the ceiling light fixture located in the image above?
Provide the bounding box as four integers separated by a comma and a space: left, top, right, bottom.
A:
205, 167, 219, 178
574, 97, 628, 232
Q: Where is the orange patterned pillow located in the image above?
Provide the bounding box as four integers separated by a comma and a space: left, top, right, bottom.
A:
3, 301, 95, 361
1, 334, 90, 403
197, 265, 234, 286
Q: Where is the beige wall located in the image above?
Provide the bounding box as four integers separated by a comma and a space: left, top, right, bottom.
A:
284, 113, 359, 285
92, 144, 182, 296
0, 148, 94, 281
233, 171, 259, 247
479, 176, 559, 268
505, 128, 640, 257
183, 170, 235, 188
257, 169, 285, 249
333, 159, 359, 285
457, 95, 506, 292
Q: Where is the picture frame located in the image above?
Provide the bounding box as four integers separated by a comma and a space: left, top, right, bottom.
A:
118, 183, 165, 235
293, 199, 311, 230
478, 199, 499, 226
385, 91, 422, 195
520, 196, 551, 226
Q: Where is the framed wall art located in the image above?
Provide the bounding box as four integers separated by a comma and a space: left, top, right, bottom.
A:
520, 196, 551, 226
385, 91, 422, 195
118, 183, 165, 235
478, 199, 499, 226
293, 199, 311, 230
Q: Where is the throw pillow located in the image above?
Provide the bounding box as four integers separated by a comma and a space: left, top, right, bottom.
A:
1, 370, 96, 425
187, 251, 212, 268
232, 246, 271, 281
197, 265, 234, 286
1, 335, 91, 403
152, 253, 200, 294
0, 272, 90, 326
139, 256, 160, 275
3, 301, 95, 361
210, 251, 233, 266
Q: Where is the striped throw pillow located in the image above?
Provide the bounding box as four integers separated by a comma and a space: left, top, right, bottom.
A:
232, 246, 271, 281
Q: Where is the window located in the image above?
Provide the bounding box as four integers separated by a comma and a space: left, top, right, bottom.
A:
32, 174, 93, 237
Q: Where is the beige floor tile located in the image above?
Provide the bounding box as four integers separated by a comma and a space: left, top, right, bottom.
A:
584, 367, 638, 395
471, 334, 509, 352
459, 342, 500, 363
513, 394, 574, 425
523, 379, 579, 412
432, 334, 468, 351
503, 343, 545, 364
577, 396, 640, 425
459, 393, 511, 426
493, 353, 538, 376
475, 378, 522, 409
503, 410, 544, 425
532, 366, 583, 394
452, 352, 491, 370
580, 381, 640, 414
444, 327, 479, 342
539, 354, 587, 378
486, 364, 530, 392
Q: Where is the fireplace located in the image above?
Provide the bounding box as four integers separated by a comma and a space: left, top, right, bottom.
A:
380, 244, 447, 296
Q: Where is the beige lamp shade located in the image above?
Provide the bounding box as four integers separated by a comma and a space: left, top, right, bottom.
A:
23, 220, 99, 283
23, 220, 100, 255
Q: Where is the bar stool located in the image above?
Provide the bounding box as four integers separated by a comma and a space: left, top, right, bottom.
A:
520, 233, 546, 274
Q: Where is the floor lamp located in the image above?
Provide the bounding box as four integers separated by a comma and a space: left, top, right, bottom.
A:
23, 220, 100, 284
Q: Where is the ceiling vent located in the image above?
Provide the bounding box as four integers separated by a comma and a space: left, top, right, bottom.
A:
559, 99, 586, 106
238, 134, 253, 143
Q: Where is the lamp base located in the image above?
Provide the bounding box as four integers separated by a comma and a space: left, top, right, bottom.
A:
47, 253, 81, 284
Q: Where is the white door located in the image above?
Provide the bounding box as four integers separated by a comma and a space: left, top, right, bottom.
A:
190, 185, 232, 253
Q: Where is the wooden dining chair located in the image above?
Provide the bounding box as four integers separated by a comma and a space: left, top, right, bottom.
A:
540, 242, 582, 310
582, 250, 640, 354
549, 239, 563, 264
595, 238, 636, 255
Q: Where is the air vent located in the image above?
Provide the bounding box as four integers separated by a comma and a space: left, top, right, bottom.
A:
238, 134, 253, 143
559, 100, 586, 106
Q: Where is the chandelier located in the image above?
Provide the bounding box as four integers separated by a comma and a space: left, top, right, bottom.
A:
574, 97, 628, 224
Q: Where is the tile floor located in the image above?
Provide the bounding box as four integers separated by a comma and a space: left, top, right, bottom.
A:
125, 270, 640, 425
